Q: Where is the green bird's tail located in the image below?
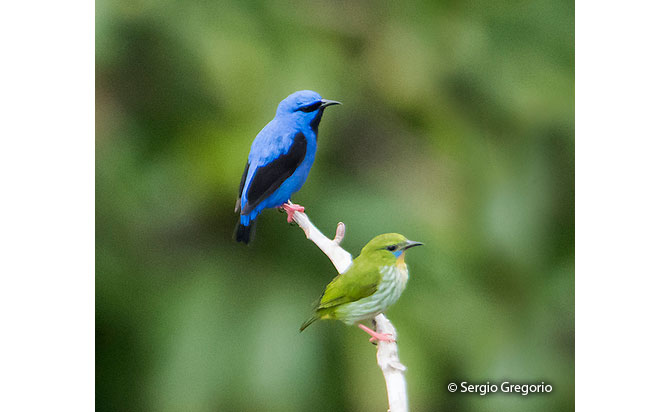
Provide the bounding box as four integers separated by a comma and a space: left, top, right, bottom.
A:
299, 315, 320, 332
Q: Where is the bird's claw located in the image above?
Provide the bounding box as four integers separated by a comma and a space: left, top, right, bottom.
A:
368, 333, 395, 343
358, 323, 395, 343
282, 203, 305, 223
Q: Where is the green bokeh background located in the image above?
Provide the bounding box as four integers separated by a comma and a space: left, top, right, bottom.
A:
96, 1, 574, 410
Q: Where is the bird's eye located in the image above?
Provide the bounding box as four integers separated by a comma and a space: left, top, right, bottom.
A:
298, 102, 322, 113
387, 245, 397, 252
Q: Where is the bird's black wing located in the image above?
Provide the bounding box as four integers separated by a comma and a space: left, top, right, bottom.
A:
241, 132, 307, 215
234, 162, 250, 212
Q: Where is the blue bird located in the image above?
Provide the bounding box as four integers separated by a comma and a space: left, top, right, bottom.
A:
234, 90, 341, 244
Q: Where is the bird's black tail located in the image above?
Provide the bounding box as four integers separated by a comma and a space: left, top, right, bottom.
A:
234, 219, 256, 244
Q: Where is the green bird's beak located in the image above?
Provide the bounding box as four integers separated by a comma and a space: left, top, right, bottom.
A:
320, 99, 341, 108
402, 240, 424, 250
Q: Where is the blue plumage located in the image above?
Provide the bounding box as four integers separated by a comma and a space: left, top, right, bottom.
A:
234, 90, 340, 243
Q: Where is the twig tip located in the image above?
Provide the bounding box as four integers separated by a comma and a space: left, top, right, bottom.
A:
333, 222, 346, 244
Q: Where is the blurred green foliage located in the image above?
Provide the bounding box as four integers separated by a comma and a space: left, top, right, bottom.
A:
96, 0, 573, 410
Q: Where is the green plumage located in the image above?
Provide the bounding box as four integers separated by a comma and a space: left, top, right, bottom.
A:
300, 233, 422, 331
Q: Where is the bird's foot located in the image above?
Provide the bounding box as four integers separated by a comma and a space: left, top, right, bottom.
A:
358, 324, 395, 343
282, 202, 305, 223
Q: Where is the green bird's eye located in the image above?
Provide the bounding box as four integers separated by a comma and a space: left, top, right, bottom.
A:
387, 245, 397, 251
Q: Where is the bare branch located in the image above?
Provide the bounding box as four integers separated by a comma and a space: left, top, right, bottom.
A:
375, 314, 408, 412
290, 210, 353, 274
333, 222, 346, 245
288, 209, 408, 412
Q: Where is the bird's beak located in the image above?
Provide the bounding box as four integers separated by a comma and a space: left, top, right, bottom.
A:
320, 99, 341, 108
402, 240, 424, 250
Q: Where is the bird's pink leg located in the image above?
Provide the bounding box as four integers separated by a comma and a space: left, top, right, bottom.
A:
282, 202, 305, 223
358, 324, 395, 343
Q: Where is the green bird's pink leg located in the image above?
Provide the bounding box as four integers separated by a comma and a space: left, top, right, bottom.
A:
358, 324, 395, 343
282, 202, 305, 223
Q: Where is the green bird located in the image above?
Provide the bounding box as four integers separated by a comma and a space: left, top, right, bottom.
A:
300, 233, 423, 342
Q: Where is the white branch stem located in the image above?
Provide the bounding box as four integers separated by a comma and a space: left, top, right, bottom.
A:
374, 314, 408, 412
289, 208, 408, 412
290, 209, 353, 274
